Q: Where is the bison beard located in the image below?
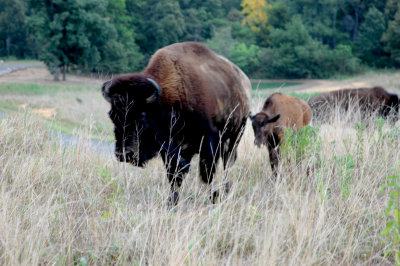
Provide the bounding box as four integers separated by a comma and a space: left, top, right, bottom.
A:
102, 42, 251, 207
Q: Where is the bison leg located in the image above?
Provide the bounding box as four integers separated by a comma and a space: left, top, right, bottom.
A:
199, 136, 221, 203
161, 150, 192, 207
222, 123, 246, 169
267, 134, 280, 177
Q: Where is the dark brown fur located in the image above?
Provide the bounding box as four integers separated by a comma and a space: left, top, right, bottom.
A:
102, 42, 251, 206
308, 87, 399, 122
250, 93, 312, 174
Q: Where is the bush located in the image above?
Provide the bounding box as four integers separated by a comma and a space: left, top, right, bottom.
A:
256, 16, 361, 78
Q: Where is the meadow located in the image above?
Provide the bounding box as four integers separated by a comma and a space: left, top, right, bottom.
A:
1, 71, 400, 264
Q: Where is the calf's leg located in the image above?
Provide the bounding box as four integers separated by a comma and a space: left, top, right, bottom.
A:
267, 133, 280, 177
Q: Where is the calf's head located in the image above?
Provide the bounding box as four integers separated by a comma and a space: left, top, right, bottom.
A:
249, 112, 280, 147
102, 74, 161, 166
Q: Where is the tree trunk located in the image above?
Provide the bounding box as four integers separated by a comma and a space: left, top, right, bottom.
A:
6, 36, 11, 58
54, 67, 60, 81
332, 7, 337, 48
62, 64, 66, 81
352, 3, 360, 42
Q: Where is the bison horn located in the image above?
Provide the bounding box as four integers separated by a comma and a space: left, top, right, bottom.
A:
248, 112, 256, 120
146, 78, 162, 103
102, 79, 113, 102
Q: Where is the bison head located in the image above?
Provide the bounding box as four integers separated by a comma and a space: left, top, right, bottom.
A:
102, 74, 162, 167
249, 112, 280, 147
384, 93, 400, 121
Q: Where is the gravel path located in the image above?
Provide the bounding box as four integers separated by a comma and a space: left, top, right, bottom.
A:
0, 111, 114, 157
0, 62, 45, 76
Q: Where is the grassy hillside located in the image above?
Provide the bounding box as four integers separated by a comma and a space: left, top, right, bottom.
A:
0, 96, 398, 264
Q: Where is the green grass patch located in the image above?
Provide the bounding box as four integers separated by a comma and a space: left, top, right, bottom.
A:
0, 101, 19, 112
47, 119, 113, 142
0, 101, 112, 142
286, 91, 320, 101
251, 81, 302, 90
252, 91, 320, 101
0, 83, 96, 96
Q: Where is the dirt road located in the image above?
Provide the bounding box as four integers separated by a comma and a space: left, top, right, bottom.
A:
0, 61, 44, 76
2, 65, 400, 94
0, 64, 104, 88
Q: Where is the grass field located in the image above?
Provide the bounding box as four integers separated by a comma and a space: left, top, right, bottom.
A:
251, 81, 302, 90
1, 77, 400, 264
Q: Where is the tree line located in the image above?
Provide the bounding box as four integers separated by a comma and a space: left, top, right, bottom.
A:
1, 0, 400, 79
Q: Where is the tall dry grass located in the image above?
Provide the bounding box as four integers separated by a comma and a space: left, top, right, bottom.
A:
0, 98, 398, 265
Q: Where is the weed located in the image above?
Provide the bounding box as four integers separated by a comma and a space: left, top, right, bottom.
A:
96, 167, 126, 217
355, 122, 365, 163
381, 167, 400, 264
334, 154, 355, 200
281, 125, 320, 163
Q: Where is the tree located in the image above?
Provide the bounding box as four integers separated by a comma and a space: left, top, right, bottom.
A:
241, 0, 269, 32
28, 0, 141, 80
0, 0, 26, 58
231, 42, 260, 75
102, 0, 143, 72
129, 0, 185, 56
357, 7, 388, 66
259, 16, 359, 78
382, 2, 400, 66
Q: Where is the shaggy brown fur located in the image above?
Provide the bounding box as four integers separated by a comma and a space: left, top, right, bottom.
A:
308, 86, 399, 122
250, 93, 312, 174
102, 42, 251, 206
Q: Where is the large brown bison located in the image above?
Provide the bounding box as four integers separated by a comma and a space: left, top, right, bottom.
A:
308, 87, 399, 122
250, 93, 312, 174
102, 42, 251, 206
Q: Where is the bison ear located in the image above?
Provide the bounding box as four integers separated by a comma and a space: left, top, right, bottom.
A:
102, 79, 113, 103
264, 114, 280, 124
145, 78, 162, 104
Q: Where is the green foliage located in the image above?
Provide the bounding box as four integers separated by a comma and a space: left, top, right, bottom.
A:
231, 22, 257, 45
258, 16, 360, 78
382, 2, 400, 66
231, 42, 260, 75
380, 166, 400, 264
358, 7, 389, 67
287, 91, 319, 102
0, 0, 26, 57
281, 125, 320, 164
205, 27, 235, 58
2, 0, 399, 78
355, 122, 365, 162
27, 0, 142, 76
334, 154, 355, 200
96, 167, 126, 218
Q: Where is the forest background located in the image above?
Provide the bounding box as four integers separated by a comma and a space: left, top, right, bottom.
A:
1, 0, 400, 80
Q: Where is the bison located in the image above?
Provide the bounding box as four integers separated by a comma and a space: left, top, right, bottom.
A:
308, 87, 399, 122
249, 93, 312, 174
102, 42, 251, 206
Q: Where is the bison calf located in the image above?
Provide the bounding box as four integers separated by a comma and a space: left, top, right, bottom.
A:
308, 87, 399, 122
250, 93, 312, 174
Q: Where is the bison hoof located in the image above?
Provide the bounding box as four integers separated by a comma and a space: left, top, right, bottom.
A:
168, 191, 179, 207
211, 190, 219, 204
